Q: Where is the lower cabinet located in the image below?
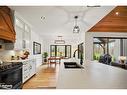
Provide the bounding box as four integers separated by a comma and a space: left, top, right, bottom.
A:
22, 59, 36, 83
29, 59, 36, 77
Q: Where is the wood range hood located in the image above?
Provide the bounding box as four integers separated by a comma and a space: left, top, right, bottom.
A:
88, 6, 127, 32
0, 6, 16, 42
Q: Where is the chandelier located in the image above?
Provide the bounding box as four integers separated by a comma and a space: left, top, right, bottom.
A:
73, 16, 80, 33
54, 36, 65, 44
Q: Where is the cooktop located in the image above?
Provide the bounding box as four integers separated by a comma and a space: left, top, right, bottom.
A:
0, 62, 22, 72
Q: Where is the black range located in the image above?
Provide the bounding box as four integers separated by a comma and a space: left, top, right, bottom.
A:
0, 62, 23, 89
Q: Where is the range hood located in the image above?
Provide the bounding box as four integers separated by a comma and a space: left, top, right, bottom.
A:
0, 6, 16, 42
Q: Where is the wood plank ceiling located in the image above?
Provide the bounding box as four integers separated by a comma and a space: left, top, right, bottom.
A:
88, 6, 127, 32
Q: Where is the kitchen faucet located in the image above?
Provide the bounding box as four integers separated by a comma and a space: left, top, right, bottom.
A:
73, 49, 83, 65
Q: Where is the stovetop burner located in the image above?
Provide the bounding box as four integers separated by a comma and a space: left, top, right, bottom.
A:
0, 62, 22, 72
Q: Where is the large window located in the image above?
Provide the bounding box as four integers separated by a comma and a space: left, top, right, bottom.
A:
50, 45, 71, 58
93, 37, 127, 62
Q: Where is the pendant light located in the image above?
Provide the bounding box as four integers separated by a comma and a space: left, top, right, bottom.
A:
54, 36, 65, 44
73, 16, 80, 33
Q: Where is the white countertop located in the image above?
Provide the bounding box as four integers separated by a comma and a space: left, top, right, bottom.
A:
56, 59, 127, 89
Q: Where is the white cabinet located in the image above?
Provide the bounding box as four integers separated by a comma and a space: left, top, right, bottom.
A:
23, 24, 31, 49
14, 16, 31, 50
22, 59, 36, 83
14, 27, 23, 50
29, 59, 36, 77
22, 61, 30, 83
15, 16, 24, 29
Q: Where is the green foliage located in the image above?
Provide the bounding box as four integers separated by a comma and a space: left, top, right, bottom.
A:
93, 53, 101, 60
111, 55, 116, 62
93, 53, 116, 62
43, 52, 48, 58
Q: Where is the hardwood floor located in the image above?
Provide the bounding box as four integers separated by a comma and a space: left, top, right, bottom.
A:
23, 64, 59, 89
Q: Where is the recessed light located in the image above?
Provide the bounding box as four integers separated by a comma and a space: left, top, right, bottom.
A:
115, 12, 119, 15
40, 16, 46, 20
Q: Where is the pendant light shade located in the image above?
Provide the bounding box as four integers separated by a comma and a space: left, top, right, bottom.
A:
73, 16, 80, 33
54, 36, 65, 44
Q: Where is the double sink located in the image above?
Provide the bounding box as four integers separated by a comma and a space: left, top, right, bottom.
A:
64, 62, 84, 69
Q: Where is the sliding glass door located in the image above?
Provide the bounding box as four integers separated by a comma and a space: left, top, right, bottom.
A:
50, 45, 71, 58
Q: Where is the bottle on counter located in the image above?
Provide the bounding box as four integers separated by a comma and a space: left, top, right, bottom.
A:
17, 56, 20, 60
11, 56, 15, 60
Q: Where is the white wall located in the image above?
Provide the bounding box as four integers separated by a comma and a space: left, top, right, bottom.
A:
85, 32, 127, 61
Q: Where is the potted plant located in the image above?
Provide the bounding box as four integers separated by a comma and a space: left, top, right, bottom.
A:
43, 52, 48, 62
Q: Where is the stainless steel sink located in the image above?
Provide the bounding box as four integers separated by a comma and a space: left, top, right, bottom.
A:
64, 62, 84, 69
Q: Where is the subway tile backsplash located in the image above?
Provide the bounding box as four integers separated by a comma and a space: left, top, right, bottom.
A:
0, 50, 23, 61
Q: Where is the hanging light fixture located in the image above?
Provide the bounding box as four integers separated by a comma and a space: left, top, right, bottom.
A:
54, 36, 65, 44
73, 16, 80, 33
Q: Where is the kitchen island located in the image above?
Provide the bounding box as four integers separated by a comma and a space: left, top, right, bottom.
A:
56, 59, 127, 89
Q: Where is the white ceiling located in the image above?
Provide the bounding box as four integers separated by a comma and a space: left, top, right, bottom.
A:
10, 6, 115, 39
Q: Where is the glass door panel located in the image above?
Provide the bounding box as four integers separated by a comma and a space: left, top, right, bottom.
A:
50, 45, 56, 57
66, 45, 71, 58
56, 46, 65, 57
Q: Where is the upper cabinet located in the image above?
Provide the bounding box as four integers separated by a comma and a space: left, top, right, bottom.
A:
14, 15, 31, 50
0, 6, 16, 42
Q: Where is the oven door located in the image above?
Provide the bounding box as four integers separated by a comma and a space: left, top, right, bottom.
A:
0, 65, 22, 89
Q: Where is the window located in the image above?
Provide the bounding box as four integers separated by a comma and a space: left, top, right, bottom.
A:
93, 37, 127, 62
50, 45, 71, 58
